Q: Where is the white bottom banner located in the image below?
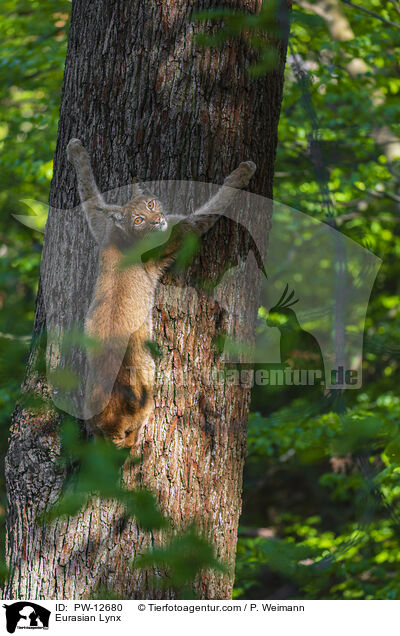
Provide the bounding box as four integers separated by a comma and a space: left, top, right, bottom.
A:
1, 599, 398, 636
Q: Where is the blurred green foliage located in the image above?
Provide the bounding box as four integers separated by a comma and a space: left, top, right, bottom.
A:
233, 0, 400, 600
235, 393, 400, 599
0, 0, 69, 446
2, 0, 400, 599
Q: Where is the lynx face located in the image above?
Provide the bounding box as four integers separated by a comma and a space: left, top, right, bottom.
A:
105, 196, 167, 241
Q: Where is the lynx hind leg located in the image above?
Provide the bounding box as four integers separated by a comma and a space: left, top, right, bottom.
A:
87, 355, 156, 450
117, 401, 153, 450
88, 398, 153, 450
86, 396, 147, 450
117, 353, 156, 449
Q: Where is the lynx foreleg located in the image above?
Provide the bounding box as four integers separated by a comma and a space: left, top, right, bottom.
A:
67, 138, 103, 204
152, 161, 257, 267
175, 161, 257, 236
67, 138, 111, 244
194, 160, 256, 218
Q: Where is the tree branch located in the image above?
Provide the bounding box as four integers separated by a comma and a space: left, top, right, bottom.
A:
390, 0, 400, 16
0, 332, 30, 343
354, 184, 400, 204
340, 0, 400, 30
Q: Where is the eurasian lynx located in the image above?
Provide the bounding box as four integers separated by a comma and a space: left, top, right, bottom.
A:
67, 138, 256, 448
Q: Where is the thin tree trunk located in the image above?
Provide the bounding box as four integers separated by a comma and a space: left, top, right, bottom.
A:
297, 0, 400, 163
4, 0, 288, 600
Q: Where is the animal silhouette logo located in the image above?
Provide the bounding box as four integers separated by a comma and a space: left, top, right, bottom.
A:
267, 283, 325, 377
3, 602, 50, 633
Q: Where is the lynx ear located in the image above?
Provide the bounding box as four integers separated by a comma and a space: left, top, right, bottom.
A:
132, 178, 154, 198
132, 178, 145, 197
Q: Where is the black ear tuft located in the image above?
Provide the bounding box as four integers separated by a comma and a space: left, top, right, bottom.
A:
132, 179, 154, 198
132, 178, 143, 197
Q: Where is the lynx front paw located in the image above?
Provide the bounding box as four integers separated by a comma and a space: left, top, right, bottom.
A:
67, 138, 86, 163
225, 161, 256, 188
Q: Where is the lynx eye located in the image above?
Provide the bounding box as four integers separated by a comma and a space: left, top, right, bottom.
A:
134, 216, 144, 225
146, 200, 155, 211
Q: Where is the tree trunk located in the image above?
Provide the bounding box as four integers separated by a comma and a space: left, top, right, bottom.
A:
4, 0, 288, 600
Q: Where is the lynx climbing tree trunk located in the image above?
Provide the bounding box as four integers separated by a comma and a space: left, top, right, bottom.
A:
4, 0, 288, 599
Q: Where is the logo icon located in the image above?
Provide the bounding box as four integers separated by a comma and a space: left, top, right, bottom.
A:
267, 283, 325, 374
3, 603, 50, 633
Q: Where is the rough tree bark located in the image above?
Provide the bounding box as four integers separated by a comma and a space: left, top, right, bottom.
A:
4, 0, 288, 599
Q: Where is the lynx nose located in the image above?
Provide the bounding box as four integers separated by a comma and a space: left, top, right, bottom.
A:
153, 216, 168, 232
